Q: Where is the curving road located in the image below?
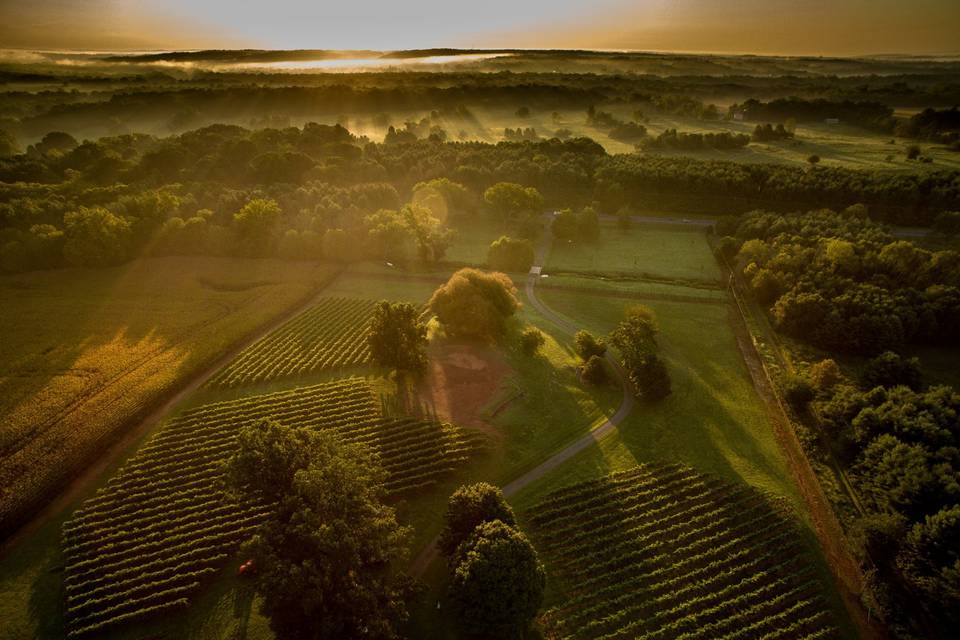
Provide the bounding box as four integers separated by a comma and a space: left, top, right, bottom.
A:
410, 216, 635, 576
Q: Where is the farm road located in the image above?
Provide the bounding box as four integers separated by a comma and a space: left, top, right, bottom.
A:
0, 269, 344, 558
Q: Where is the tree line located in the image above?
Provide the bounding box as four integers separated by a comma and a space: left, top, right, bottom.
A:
3, 123, 960, 273
719, 207, 960, 356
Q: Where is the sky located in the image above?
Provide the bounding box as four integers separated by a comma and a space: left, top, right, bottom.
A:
1, 0, 958, 55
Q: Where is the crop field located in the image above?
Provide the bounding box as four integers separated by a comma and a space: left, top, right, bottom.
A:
0, 257, 332, 537
61, 377, 486, 637
546, 225, 722, 283
527, 463, 837, 640
207, 297, 377, 388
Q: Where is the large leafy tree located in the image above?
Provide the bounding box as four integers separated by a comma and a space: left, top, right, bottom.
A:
233, 198, 280, 257
898, 505, 960, 620
609, 305, 671, 400
428, 268, 520, 339
483, 182, 543, 222
449, 520, 546, 639
62, 206, 132, 267
226, 420, 412, 640
368, 301, 428, 372
487, 235, 535, 272
438, 483, 516, 557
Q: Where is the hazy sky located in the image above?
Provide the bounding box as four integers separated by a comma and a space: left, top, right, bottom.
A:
1, 0, 958, 55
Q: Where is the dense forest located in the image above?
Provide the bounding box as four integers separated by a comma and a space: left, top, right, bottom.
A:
2, 122, 959, 274
723, 208, 960, 636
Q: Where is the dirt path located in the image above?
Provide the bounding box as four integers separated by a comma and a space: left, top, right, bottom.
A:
723, 273, 885, 640
410, 218, 636, 577
0, 269, 343, 559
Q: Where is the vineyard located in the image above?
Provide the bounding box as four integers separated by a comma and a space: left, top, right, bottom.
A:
527, 463, 838, 640
207, 297, 377, 388
62, 378, 486, 637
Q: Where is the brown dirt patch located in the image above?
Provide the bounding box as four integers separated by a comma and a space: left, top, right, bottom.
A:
404, 341, 513, 441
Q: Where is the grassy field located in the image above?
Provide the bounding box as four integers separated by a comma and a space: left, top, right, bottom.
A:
546, 224, 723, 283
515, 288, 795, 507
0, 257, 334, 536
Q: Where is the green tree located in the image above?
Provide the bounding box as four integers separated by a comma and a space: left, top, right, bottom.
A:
36, 131, 78, 154
62, 206, 132, 267
609, 305, 671, 400
438, 483, 516, 557
574, 330, 607, 360
487, 235, 535, 272
368, 301, 428, 372
581, 354, 608, 385
519, 326, 545, 356
449, 520, 545, 639
749, 268, 781, 304
227, 421, 412, 640
898, 505, 960, 617
862, 351, 923, 391
808, 359, 842, 392
234, 198, 280, 257
483, 183, 543, 222
0, 129, 20, 157
412, 178, 474, 219
429, 268, 520, 339
782, 374, 814, 411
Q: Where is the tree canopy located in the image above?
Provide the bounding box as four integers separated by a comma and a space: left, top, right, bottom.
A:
609, 305, 671, 400
367, 301, 428, 372
428, 268, 520, 339
449, 520, 546, 639
438, 482, 517, 557
226, 420, 411, 640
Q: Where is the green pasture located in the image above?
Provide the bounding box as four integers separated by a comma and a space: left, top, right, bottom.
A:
546, 223, 722, 283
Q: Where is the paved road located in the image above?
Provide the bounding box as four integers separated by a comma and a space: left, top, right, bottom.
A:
410, 216, 636, 576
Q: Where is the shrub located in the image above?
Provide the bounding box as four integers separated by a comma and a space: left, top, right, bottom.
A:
487, 235, 535, 272
862, 351, 923, 391
519, 327, 545, 356
783, 374, 814, 411
581, 355, 608, 385
574, 330, 607, 360
809, 359, 842, 392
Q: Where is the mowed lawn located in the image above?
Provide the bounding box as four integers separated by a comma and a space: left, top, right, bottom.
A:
546, 224, 723, 283
0, 257, 333, 534
514, 287, 798, 510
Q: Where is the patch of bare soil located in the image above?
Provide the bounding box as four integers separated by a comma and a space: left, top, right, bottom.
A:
404, 341, 513, 442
